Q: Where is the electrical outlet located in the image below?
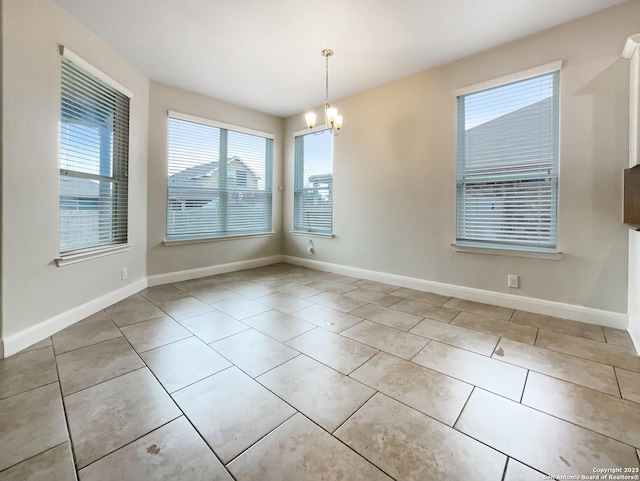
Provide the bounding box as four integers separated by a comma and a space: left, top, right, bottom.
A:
508, 274, 519, 288
121, 268, 128, 280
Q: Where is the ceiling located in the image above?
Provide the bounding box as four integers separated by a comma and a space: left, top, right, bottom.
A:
54, 0, 627, 118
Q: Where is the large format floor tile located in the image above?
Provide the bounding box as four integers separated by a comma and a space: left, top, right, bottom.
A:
344, 288, 403, 308
451, 311, 538, 345
442, 298, 513, 320
0, 442, 76, 481
413, 341, 527, 401
140, 337, 231, 393
307, 279, 358, 295
336, 393, 506, 481
390, 298, 459, 322
212, 297, 271, 320
106, 300, 167, 327
511, 310, 605, 341
350, 304, 423, 331
119, 316, 192, 352
410, 318, 500, 356
140, 285, 192, 304
616, 367, 640, 403
178, 310, 249, 343
173, 367, 295, 463
56, 337, 144, 395
350, 352, 472, 425
535, 329, 640, 372
78, 417, 232, 481
4, 263, 636, 481
64, 368, 181, 469
154, 297, 214, 321
388, 287, 450, 306
271, 283, 323, 299
603, 327, 635, 349
503, 459, 545, 481
349, 279, 397, 294
522, 372, 640, 448
307, 292, 367, 313
0, 383, 68, 472
492, 338, 619, 396
455, 389, 639, 476
293, 305, 362, 332
0, 346, 57, 400
242, 309, 315, 342
257, 355, 374, 432
255, 293, 313, 314
341, 320, 428, 359
285, 328, 378, 374
210, 329, 299, 377
52, 312, 121, 354
227, 413, 392, 481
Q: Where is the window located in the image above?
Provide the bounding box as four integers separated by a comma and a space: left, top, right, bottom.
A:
167, 113, 273, 241
293, 129, 333, 234
456, 65, 560, 253
59, 54, 130, 254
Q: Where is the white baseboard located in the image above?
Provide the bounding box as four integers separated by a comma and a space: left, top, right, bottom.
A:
629, 313, 640, 353
147, 255, 284, 287
3, 278, 147, 358
284, 256, 628, 330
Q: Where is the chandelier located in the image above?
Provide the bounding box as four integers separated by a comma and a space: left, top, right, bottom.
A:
305, 49, 343, 136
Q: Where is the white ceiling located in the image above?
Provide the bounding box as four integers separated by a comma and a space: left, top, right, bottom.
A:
54, 0, 626, 118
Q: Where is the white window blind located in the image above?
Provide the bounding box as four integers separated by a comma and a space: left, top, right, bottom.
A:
59, 56, 130, 254
293, 130, 333, 234
167, 116, 273, 241
456, 70, 560, 252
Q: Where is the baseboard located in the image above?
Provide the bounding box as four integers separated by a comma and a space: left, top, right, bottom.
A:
629, 313, 640, 353
0, 339, 4, 360
147, 255, 285, 287
284, 256, 628, 330
3, 278, 148, 358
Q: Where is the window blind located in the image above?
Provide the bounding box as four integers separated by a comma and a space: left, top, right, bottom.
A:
293, 130, 333, 234
167, 116, 273, 241
456, 70, 559, 252
59, 56, 130, 254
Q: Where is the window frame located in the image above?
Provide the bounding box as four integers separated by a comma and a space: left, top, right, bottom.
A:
165, 111, 275, 244
292, 127, 334, 236
56, 47, 132, 266
454, 61, 562, 255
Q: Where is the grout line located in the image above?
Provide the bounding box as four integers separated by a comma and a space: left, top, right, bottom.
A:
500, 457, 509, 481
51, 349, 80, 480
613, 366, 623, 399
519, 370, 530, 403
452, 386, 475, 428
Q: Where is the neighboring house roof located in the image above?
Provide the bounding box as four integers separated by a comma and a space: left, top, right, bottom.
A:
169, 156, 260, 186
60, 176, 100, 197
465, 97, 554, 173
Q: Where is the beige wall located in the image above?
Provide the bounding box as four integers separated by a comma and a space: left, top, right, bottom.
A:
284, 1, 639, 314
1, 0, 149, 338
146, 82, 284, 277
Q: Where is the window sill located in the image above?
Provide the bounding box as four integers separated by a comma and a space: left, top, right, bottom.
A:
56, 243, 133, 267
289, 230, 335, 239
451, 244, 563, 261
164, 232, 275, 246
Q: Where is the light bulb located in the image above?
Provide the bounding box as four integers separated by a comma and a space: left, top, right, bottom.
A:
334, 115, 343, 130
305, 112, 316, 129
326, 107, 337, 124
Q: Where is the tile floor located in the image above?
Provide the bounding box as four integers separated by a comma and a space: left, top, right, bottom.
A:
1, 263, 639, 480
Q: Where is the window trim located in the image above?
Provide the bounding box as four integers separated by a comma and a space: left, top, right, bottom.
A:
61, 46, 133, 99
455, 61, 562, 255
455, 60, 563, 97
57, 47, 131, 261
292, 127, 334, 236
165, 111, 275, 242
